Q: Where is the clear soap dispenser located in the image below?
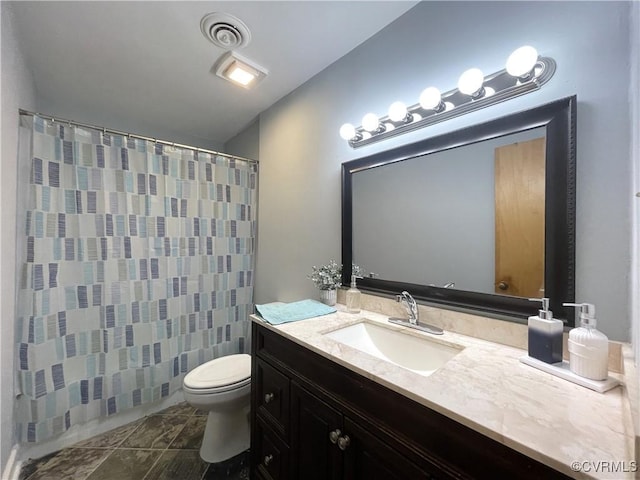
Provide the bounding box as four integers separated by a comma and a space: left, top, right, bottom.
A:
528, 297, 563, 364
563, 302, 609, 380
346, 275, 363, 314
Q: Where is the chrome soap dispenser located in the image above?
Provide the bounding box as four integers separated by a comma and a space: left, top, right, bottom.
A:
528, 297, 563, 364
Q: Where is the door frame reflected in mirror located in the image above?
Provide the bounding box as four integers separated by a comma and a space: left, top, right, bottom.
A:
341, 96, 576, 324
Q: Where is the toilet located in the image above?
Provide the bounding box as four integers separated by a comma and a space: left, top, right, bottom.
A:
182, 353, 252, 463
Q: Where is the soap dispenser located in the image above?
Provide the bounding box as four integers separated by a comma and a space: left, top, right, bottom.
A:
346, 275, 363, 314
528, 298, 563, 364
563, 302, 609, 380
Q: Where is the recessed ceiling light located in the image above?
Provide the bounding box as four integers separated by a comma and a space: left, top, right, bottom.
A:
214, 51, 268, 89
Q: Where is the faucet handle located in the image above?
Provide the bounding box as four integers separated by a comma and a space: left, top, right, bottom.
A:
397, 291, 419, 323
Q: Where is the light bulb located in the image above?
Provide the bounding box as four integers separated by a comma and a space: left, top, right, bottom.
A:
388, 102, 408, 122
362, 113, 380, 132
339, 123, 357, 141
506, 46, 539, 77
419, 87, 442, 110
458, 68, 484, 96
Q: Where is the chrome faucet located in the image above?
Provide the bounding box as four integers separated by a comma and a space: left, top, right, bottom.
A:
397, 291, 419, 325
389, 291, 444, 335
429, 282, 455, 288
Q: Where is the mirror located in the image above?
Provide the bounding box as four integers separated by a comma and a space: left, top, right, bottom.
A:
342, 96, 576, 324
352, 127, 547, 297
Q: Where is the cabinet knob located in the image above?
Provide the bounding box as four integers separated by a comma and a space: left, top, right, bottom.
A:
263, 454, 273, 466
329, 429, 341, 444
264, 392, 275, 404
337, 435, 351, 451
498, 281, 509, 291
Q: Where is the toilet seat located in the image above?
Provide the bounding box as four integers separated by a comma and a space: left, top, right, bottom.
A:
183, 353, 251, 394
183, 376, 250, 395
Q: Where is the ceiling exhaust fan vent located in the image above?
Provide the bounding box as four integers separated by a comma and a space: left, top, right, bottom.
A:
200, 12, 252, 50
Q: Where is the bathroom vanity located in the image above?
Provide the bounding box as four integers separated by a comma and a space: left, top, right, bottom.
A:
248, 307, 633, 479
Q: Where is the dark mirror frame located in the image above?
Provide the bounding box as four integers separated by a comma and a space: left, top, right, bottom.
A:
342, 96, 576, 325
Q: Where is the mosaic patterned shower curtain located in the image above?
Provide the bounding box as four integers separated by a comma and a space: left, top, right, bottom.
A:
15, 115, 257, 443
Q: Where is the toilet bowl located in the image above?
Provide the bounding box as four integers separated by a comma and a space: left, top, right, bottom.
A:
183, 353, 251, 463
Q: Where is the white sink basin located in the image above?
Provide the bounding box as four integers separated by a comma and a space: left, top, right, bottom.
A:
324, 321, 462, 377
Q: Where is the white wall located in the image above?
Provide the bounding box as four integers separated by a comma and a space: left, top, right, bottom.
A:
255, 1, 633, 341
1, 2, 37, 475
36, 95, 223, 152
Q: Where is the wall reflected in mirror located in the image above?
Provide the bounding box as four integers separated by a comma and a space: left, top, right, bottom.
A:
351, 127, 546, 299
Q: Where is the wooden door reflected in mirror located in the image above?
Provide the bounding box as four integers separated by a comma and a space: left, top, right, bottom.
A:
494, 137, 545, 298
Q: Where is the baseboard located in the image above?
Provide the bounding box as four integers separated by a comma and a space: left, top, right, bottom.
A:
1, 445, 22, 480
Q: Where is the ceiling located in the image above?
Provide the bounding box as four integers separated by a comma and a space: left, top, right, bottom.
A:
10, 1, 418, 147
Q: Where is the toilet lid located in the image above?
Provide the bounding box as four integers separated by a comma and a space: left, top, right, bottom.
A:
184, 354, 251, 389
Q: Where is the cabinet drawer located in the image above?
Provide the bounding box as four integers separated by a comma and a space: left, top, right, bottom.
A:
255, 323, 290, 361
255, 357, 290, 437
253, 417, 290, 480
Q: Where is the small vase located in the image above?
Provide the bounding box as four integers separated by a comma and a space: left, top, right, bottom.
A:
319, 289, 337, 306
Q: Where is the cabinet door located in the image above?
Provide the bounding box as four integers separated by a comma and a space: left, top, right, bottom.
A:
342, 417, 435, 480
290, 382, 343, 480
255, 358, 290, 438
253, 417, 290, 480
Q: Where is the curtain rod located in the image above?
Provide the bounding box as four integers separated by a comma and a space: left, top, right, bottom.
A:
18, 109, 259, 165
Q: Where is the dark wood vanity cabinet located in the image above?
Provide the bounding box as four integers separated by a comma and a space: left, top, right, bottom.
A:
250, 322, 570, 480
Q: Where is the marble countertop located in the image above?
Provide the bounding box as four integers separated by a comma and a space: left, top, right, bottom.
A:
251, 305, 635, 479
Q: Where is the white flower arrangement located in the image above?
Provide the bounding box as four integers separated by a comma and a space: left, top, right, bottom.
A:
308, 261, 363, 290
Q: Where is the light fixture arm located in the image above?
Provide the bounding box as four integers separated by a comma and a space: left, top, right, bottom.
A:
341, 54, 556, 149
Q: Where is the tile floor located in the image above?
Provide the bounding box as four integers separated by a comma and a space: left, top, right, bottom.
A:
19, 403, 250, 480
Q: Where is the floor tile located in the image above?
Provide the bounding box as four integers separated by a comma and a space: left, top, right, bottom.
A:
86, 449, 162, 480
72, 419, 143, 449
19, 406, 251, 480
203, 451, 250, 480
143, 450, 208, 480
168, 415, 206, 450
19, 451, 58, 480
156, 402, 195, 416
120, 415, 188, 449
24, 448, 111, 480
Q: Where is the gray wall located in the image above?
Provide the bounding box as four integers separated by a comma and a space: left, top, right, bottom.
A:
631, 1, 640, 363
255, 1, 633, 341
1, 3, 37, 474
224, 117, 260, 161
352, 129, 544, 293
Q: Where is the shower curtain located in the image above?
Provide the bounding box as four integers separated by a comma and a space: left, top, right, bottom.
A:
14, 115, 257, 443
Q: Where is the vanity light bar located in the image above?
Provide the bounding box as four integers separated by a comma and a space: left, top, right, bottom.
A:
339, 46, 556, 148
